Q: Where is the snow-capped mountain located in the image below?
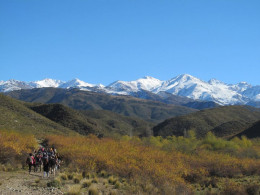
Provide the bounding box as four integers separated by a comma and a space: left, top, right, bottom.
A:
59, 78, 95, 89
0, 78, 100, 92
1, 74, 260, 106
242, 86, 260, 101
0, 79, 33, 92
106, 76, 163, 95
151, 74, 246, 105
29, 79, 64, 88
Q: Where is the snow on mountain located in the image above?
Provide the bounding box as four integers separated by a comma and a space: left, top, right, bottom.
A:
106, 76, 163, 94
242, 86, 260, 101
0, 79, 33, 92
59, 78, 101, 91
152, 74, 247, 105
29, 78, 64, 88
0, 74, 259, 106
229, 82, 252, 93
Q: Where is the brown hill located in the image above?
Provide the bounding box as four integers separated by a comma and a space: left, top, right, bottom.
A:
153, 106, 260, 138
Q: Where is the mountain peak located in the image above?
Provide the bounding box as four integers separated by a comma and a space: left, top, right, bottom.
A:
208, 78, 225, 85
30, 78, 64, 88
0, 74, 259, 106
142, 76, 157, 80
59, 78, 94, 89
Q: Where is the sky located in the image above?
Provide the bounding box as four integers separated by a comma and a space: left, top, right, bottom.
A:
0, 0, 260, 86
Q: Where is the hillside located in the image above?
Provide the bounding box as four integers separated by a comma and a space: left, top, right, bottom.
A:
29, 103, 153, 137
7, 88, 197, 123
236, 120, 260, 138
153, 106, 260, 138
211, 121, 252, 138
130, 90, 219, 109
0, 94, 75, 136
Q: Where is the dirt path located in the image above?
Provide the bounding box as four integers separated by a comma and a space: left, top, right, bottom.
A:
0, 170, 64, 195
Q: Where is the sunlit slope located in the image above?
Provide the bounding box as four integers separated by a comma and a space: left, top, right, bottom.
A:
0, 94, 75, 136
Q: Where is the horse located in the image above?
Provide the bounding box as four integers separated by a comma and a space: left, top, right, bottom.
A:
49, 155, 57, 176
34, 154, 42, 172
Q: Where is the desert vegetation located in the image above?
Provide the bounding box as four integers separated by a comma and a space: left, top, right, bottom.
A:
1, 129, 260, 194
45, 132, 260, 194
0, 130, 37, 166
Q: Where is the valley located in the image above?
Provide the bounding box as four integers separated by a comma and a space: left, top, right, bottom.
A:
0, 87, 260, 194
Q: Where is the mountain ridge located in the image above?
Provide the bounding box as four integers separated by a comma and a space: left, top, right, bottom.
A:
7, 87, 198, 123
1, 74, 260, 106
153, 105, 260, 138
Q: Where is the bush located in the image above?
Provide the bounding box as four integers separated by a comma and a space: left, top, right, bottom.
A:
46, 134, 260, 194
73, 177, 81, 184
67, 173, 74, 180
47, 178, 61, 188
0, 131, 37, 165
108, 176, 117, 185
82, 179, 92, 188
221, 182, 246, 195
88, 185, 99, 195
92, 177, 98, 183
246, 184, 260, 195
35, 178, 40, 184
66, 184, 81, 195
100, 170, 108, 178
114, 181, 121, 189
60, 173, 68, 180
109, 191, 117, 195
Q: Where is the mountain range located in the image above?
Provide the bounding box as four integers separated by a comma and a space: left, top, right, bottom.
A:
1, 74, 260, 106
1, 92, 260, 139
7, 88, 197, 123
0, 93, 153, 137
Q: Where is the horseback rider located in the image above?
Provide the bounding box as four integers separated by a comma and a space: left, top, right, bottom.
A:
42, 153, 49, 177
34, 153, 43, 172
26, 146, 61, 176
26, 153, 35, 174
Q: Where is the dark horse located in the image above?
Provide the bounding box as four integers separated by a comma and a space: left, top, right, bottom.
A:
49, 155, 57, 176
34, 155, 42, 172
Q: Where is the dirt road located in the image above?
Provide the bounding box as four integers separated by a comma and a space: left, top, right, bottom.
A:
0, 170, 63, 195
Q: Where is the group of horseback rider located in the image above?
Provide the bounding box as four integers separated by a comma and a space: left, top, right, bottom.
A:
26, 147, 61, 177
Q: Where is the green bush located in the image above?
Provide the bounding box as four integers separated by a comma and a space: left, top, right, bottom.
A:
47, 179, 61, 188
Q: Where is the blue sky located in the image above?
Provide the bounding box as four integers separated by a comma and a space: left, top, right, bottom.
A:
0, 0, 260, 85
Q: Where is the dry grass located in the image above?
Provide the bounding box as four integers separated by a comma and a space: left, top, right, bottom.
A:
88, 185, 99, 195
66, 184, 81, 195
81, 178, 92, 188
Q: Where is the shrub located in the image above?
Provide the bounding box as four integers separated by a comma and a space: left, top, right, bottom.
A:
100, 170, 108, 178
60, 173, 68, 180
82, 179, 92, 188
221, 182, 246, 195
73, 177, 81, 184
108, 176, 117, 185
46, 134, 260, 194
92, 177, 98, 183
246, 184, 260, 195
114, 181, 121, 189
68, 173, 74, 180
109, 190, 117, 195
66, 184, 81, 195
47, 178, 61, 188
0, 131, 37, 164
35, 178, 40, 184
88, 185, 99, 195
